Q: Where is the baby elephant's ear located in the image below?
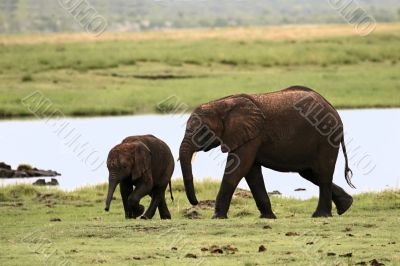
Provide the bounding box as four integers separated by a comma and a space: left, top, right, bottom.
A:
133, 142, 152, 182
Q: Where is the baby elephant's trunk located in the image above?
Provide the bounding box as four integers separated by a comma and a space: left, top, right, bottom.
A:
104, 179, 118, 211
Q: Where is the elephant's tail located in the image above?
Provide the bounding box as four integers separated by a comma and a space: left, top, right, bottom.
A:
341, 136, 355, 189
169, 180, 174, 201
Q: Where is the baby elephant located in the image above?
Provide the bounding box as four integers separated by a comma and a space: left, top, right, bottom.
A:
104, 135, 174, 219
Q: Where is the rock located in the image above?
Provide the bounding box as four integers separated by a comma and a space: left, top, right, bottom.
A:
0, 168, 14, 177
263, 225, 272, 229
268, 190, 282, 196
327, 252, 336, 256
339, 252, 352, 257
0, 162, 11, 169
12, 171, 28, 177
32, 178, 59, 186
47, 178, 59, 186
17, 164, 32, 171
50, 218, 62, 222
25, 169, 60, 177
33, 179, 46, 186
294, 188, 306, 191
0, 162, 61, 178
258, 245, 266, 252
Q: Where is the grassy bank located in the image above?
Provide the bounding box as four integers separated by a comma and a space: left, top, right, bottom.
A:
0, 180, 399, 265
1, 24, 400, 118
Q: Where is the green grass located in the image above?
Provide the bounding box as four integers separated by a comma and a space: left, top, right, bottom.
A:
0, 180, 399, 265
1, 28, 400, 118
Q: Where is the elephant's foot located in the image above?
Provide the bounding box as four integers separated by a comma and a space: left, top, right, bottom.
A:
312, 210, 332, 218
212, 213, 228, 219
260, 212, 277, 219
335, 196, 353, 215
126, 204, 145, 219
160, 215, 171, 220
140, 215, 150, 220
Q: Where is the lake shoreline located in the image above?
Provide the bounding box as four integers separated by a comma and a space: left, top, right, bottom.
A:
1, 106, 400, 121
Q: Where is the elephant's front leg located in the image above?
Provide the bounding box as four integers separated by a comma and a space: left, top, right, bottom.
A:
245, 164, 276, 219
120, 178, 134, 219
127, 180, 152, 219
213, 141, 259, 219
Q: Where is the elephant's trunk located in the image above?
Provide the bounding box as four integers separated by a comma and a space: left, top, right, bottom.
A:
179, 137, 199, 206
104, 174, 118, 212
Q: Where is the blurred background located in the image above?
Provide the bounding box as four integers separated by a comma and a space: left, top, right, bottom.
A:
1, 0, 400, 33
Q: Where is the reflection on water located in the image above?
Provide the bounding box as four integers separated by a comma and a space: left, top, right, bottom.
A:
0, 109, 399, 199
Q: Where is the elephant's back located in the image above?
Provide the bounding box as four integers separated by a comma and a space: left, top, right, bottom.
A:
253, 86, 341, 122
144, 136, 175, 175
122, 134, 174, 176
253, 86, 343, 150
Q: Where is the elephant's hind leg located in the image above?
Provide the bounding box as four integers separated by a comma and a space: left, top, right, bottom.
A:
157, 190, 172, 220
245, 164, 276, 219
298, 169, 332, 217
141, 193, 160, 220
313, 181, 333, 217
299, 170, 353, 215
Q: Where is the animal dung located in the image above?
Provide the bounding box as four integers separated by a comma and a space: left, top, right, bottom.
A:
258, 245, 266, 252
285, 232, 299, 236
185, 253, 197, 258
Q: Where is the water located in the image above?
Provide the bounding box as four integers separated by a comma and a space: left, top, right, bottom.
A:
0, 109, 399, 199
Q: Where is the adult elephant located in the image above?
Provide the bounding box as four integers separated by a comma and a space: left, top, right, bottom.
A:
179, 86, 354, 218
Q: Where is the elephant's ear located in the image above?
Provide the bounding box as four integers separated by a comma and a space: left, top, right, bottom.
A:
221, 96, 265, 153
133, 142, 152, 183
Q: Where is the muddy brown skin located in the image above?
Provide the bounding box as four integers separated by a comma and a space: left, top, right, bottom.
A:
179, 86, 354, 219
105, 135, 174, 219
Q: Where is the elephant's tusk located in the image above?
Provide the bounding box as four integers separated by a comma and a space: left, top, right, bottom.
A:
191, 152, 197, 163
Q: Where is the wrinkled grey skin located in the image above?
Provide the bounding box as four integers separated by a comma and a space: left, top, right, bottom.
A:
180, 86, 354, 219
105, 135, 174, 219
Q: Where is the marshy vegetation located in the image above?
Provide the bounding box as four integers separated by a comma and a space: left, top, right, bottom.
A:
1, 24, 400, 118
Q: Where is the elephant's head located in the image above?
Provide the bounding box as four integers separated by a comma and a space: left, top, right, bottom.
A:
104, 141, 151, 211
179, 94, 266, 205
